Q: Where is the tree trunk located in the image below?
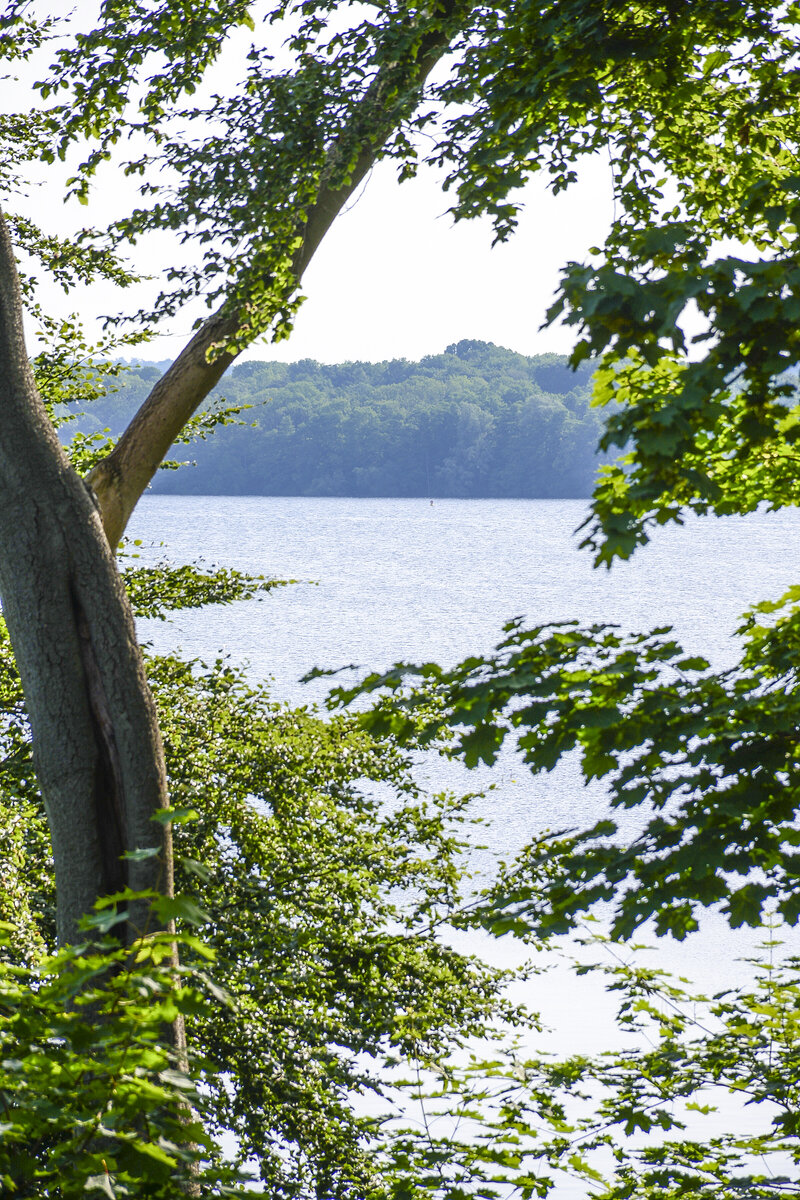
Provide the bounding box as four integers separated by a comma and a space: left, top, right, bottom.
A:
0, 4, 467, 941
0, 212, 172, 947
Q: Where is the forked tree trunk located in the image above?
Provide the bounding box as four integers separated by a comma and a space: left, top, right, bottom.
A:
0, 212, 172, 947
0, 5, 466, 945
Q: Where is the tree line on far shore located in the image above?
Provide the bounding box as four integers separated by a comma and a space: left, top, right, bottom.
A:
81, 340, 600, 498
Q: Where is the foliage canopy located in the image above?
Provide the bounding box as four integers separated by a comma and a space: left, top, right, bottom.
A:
79, 344, 599, 499
6, 1, 800, 1198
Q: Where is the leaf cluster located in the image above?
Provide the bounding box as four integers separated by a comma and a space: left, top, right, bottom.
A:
120, 562, 286, 620
0, 914, 250, 1197
382, 936, 800, 1199
328, 597, 800, 941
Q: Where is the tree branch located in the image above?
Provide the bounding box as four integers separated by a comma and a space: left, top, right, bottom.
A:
86, 1, 465, 547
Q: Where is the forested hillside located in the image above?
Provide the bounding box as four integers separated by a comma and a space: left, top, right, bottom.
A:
81, 341, 601, 497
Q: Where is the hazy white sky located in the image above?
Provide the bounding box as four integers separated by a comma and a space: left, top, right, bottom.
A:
19, 3, 616, 366
27, 154, 614, 366
238, 156, 615, 365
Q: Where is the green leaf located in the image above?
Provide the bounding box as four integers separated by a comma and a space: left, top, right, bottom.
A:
151, 895, 210, 926
151, 807, 198, 826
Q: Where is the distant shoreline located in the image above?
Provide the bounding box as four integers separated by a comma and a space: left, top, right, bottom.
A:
78, 341, 603, 499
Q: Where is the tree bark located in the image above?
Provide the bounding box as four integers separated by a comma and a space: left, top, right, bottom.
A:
0, 3, 465, 941
0, 211, 171, 947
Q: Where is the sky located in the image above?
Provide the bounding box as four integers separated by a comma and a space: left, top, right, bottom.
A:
17, 3, 616, 367
137, 158, 614, 365
237, 157, 616, 365
26, 155, 615, 367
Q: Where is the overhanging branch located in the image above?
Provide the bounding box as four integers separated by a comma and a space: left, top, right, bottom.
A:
87, 0, 467, 548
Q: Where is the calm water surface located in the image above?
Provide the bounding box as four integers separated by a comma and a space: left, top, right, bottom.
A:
128, 496, 800, 1194
130, 495, 800, 690
128, 495, 800, 948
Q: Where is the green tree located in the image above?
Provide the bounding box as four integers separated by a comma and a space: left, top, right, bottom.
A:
0, 0, 473, 952
0, 7, 504, 1189
2, 14, 552, 1193
9, 2, 800, 1194
314, 4, 800, 1191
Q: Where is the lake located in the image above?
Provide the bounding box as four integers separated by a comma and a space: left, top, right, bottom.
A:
130, 495, 800, 699
128, 495, 800, 909
128, 495, 800, 1195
